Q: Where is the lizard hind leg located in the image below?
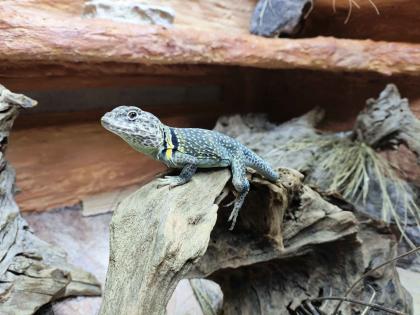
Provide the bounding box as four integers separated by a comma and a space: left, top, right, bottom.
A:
228, 159, 250, 230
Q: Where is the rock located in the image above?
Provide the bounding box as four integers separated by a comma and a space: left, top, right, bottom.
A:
250, 0, 313, 37
83, 0, 175, 27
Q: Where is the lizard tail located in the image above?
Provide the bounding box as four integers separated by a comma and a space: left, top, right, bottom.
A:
242, 147, 279, 182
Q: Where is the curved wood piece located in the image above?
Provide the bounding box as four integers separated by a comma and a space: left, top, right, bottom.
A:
99, 170, 231, 315
355, 83, 420, 162
99, 168, 305, 315
0, 85, 101, 315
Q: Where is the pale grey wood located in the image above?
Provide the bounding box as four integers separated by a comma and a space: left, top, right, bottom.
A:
100, 170, 231, 315
83, 0, 175, 27
100, 162, 412, 314
0, 85, 101, 315
354, 83, 420, 162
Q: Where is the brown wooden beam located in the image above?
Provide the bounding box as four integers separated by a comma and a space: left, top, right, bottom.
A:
1, 3, 420, 76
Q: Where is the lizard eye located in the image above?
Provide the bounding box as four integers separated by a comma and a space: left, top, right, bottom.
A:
127, 111, 138, 120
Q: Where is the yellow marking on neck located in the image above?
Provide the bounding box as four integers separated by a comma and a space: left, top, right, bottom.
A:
165, 128, 174, 160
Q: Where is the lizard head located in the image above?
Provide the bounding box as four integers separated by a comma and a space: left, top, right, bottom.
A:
101, 106, 164, 151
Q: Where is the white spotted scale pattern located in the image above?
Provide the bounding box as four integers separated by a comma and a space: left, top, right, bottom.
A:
101, 106, 279, 229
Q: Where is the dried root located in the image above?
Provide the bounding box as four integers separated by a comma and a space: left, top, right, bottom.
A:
332, 0, 380, 24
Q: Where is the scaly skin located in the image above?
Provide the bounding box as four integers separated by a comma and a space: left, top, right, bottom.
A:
101, 106, 279, 229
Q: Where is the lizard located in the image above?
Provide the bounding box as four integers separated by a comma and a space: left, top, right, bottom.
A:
101, 106, 279, 229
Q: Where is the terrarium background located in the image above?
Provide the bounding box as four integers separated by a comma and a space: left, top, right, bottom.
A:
1, 0, 419, 213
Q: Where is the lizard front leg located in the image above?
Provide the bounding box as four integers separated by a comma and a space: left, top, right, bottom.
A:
227, 157, 250, 230
157, 152, 198, 189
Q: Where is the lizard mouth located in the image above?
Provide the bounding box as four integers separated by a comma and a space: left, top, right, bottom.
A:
101, 116, 136, 136
100, 117, 114, 131
100, 117, 128, 135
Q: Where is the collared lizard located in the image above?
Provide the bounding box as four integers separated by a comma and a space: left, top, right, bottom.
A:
101, 106, 279, 229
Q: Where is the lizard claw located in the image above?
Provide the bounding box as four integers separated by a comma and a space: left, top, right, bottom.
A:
223, 199, 235, 208
222, 190, 238, 207
227, 197, 241, 230
228, 207, 239, 230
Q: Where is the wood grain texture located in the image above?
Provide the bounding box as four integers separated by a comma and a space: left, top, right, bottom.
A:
8, 0, 420, 43
100, 170, 232, 315
1, 1, 420, 76
0, 85, 101, 315
264, 70, 420, 185
9, 122, 164, 212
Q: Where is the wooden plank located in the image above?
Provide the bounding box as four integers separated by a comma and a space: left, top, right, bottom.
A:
9, 121, 163, 212
1, 2, 420, 77
14, 103, 224, 129
1, 74, 230, 92
264, 69, 420, 126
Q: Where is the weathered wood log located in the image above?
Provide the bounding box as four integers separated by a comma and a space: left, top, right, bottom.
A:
100, 170, 231, 315
354, 84, 420, 162
1, 2, 420, 76
0, 85, 101, 315
200, 213, 412, 315
100, 164, 411, 314
6, 0, 420, 44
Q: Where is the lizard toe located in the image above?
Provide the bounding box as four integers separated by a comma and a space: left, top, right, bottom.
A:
223, 199, 235, 208
228, 209, 239, 230
156, 176, 185, 189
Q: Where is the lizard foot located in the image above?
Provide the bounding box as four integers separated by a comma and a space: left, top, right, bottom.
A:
228, 206, 240, 231
223, 190, 238, 208
156, 176, 186, 189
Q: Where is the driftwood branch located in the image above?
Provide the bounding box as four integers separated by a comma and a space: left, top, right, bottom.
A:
100, 170, 231, 315
100, 164, 412, 314
311, 297, 406, 315
354, 83, 420, 162
332, 246, 420, 315
0, 85, 101, 315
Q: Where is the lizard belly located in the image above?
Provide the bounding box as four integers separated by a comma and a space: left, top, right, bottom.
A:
195, 157, 230, 168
